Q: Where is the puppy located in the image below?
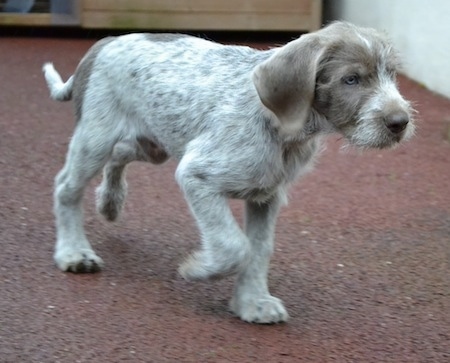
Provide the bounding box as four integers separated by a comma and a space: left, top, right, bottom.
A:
43, 21, 414, 323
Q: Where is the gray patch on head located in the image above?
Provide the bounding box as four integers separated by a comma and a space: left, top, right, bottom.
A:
72, 37, 116, 122
143, 33, 192, 43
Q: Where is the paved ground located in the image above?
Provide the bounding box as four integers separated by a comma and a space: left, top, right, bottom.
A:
1, 33, 449, 363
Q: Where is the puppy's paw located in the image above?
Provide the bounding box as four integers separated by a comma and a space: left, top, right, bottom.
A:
95, 184, 126, 222
178, 250, 240, 281
54, 248, 104, 273
229, 294, 289, 324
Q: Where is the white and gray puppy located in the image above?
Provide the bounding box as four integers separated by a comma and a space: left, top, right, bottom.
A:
43, 21, 414, 323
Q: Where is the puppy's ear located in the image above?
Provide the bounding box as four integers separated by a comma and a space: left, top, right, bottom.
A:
253, 33, 326, 135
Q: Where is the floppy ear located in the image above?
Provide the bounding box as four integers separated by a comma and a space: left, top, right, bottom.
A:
253, 33, 326, 135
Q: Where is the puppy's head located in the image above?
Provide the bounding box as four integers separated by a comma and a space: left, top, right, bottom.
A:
253, 21, 415, 148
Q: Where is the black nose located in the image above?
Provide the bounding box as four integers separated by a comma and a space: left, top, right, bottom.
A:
385, 112, 409, 134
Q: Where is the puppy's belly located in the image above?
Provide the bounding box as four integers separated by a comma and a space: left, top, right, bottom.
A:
226, 186, 278, 203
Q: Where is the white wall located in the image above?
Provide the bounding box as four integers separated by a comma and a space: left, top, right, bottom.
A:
324, 0, 450, 98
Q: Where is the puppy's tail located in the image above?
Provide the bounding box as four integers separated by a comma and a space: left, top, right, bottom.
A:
42, 63, 74, 101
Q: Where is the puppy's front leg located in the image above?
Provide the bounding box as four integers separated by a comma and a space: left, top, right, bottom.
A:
176, 155, 251, 280
230, 192, 289, 323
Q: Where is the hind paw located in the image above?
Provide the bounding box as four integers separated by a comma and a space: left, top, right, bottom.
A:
54, 248, 104, 273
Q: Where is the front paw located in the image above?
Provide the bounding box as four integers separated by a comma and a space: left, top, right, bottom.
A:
178, 247, 248, 281
178, 250, 237, 281
229, 294, 289, 324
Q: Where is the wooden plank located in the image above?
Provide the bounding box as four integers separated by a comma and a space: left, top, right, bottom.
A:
82, 0, 312, 14
0, 13, 51, 26
82, 10, 315, 31
309, 0, 323, 30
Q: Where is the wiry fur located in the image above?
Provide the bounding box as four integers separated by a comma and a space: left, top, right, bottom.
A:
43, 22, 414, 324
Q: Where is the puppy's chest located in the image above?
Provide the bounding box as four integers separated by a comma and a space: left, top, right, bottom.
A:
279, 138, 319, 181
235, 139, 319, 202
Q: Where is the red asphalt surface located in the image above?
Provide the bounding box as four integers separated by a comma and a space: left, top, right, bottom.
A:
1, 34, 449, 363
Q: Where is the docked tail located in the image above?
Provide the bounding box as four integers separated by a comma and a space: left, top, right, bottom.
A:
42, 63, 74, 101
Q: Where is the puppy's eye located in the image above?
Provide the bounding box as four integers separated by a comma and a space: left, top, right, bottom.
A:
343, 75, 359, 85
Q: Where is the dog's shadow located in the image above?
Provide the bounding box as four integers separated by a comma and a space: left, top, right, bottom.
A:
95, 229, 235, 319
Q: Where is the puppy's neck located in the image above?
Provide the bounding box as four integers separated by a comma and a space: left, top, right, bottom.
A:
277, 109, 331, 144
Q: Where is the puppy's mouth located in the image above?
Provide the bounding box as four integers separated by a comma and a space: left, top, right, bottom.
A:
349, 136, 399, 150
345, 120, 414, 150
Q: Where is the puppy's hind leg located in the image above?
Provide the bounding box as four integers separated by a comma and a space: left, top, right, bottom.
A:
96, 141, 134, 222
96, 138, 169, 221
54, 128, 114, 273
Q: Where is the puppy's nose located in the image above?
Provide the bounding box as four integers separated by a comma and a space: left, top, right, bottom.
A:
385, 111, 409, 134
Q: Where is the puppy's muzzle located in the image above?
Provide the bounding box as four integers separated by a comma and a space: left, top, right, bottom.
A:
384, 111, 410, 135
